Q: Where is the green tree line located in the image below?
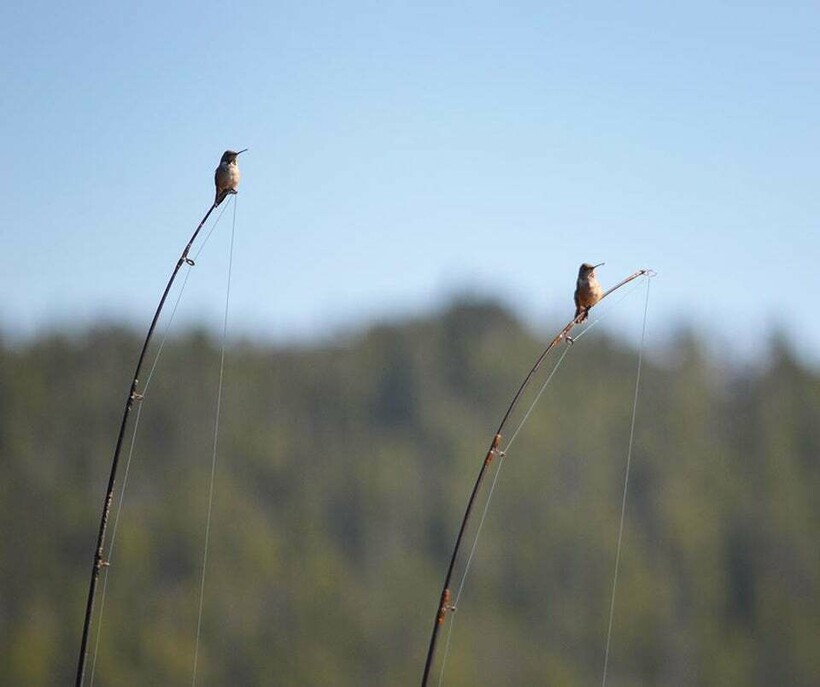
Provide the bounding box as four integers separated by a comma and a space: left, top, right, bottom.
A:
0, 300, 818, 685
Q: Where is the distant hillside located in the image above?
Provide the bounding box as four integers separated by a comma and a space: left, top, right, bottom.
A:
1, 301, 818, 686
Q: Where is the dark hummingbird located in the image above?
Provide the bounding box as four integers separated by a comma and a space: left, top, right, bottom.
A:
214, 149, 247, 207
573, 262, 604, 322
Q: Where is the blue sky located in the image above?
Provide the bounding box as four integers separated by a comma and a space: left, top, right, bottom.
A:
2, 1, 818, 361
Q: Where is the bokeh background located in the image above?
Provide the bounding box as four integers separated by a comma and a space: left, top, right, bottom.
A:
1, 2, 818, 685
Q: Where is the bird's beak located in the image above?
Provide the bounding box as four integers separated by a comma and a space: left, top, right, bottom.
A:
592, 262, 605, 269
236, 149, 248, 155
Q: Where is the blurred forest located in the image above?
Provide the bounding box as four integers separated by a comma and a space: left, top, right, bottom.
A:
1, 300, 818, 686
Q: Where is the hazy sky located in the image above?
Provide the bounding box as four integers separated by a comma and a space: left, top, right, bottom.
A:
2, 2, 818, 361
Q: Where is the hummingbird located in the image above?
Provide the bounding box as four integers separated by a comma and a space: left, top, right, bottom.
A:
214, 149, 247, 207
573, 262, 604, 322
